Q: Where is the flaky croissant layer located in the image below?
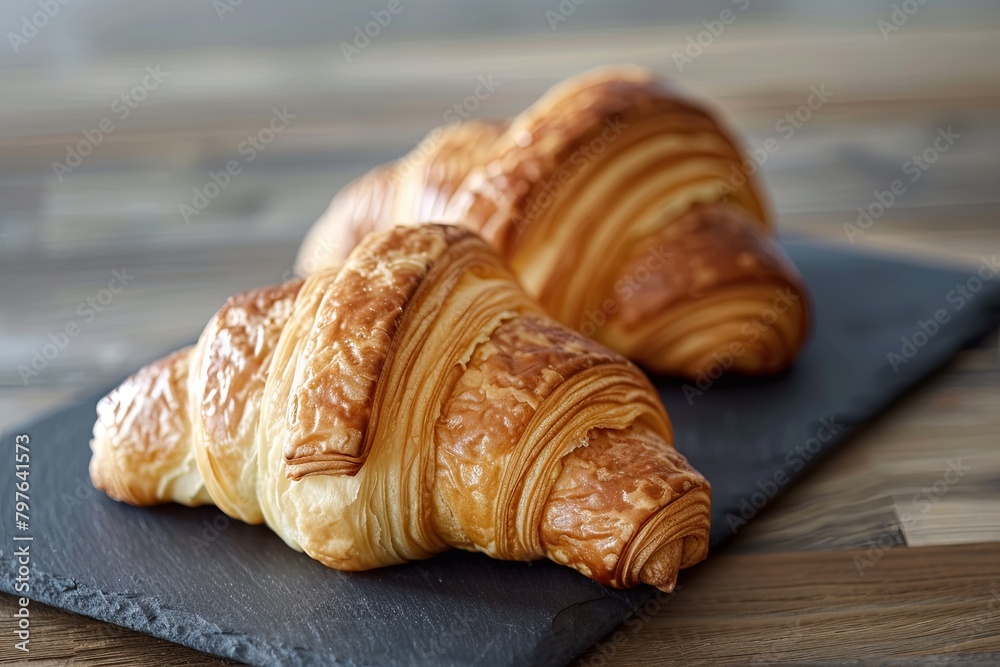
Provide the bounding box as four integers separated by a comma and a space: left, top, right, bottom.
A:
297, 66, 810, 378
91, 224, 710, 591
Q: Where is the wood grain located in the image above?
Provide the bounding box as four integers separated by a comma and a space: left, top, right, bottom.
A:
576, 543, 1000, 666
1, 13, 998, 667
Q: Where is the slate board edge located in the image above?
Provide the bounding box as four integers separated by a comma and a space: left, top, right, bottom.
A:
0, 569, 343, 666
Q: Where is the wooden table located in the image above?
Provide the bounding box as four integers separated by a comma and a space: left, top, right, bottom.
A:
1, 13, 998, 666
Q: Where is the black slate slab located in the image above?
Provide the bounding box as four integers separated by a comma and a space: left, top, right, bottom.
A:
3, 241, 1000, 666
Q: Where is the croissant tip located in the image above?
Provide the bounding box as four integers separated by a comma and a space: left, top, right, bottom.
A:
653, 578, 678, 595
640, 565, 678, 594
638, 539, 683, 593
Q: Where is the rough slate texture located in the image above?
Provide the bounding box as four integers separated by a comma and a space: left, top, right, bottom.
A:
3, 241, 999, 666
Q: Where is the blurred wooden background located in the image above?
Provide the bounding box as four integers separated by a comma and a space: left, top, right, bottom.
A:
1, 2, 999, 665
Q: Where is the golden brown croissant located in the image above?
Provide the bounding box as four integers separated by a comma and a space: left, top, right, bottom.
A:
91, 224, 710, 591
296, 66, 810, 378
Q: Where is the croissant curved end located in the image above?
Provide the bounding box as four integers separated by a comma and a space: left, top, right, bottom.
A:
594, 204, 811, 376
90, 347, 210, 508
540, 424, 710, 592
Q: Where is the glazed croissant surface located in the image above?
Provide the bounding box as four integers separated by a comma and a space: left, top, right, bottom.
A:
91, 224, 710, 591
296, 66, 810, 378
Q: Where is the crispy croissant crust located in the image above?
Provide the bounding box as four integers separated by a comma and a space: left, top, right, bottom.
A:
91, 224, 710, 591
296, 66, 810, 377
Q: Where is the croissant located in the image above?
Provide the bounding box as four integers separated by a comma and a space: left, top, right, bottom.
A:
90, 224, 710, 591
296, 66, 810, 378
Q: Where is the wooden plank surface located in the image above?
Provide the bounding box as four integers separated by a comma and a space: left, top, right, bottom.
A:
578, 543, 1000, 666
1, 12, 999, 666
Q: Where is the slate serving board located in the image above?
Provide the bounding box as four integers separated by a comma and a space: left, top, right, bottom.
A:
3, 240, 1000, 666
